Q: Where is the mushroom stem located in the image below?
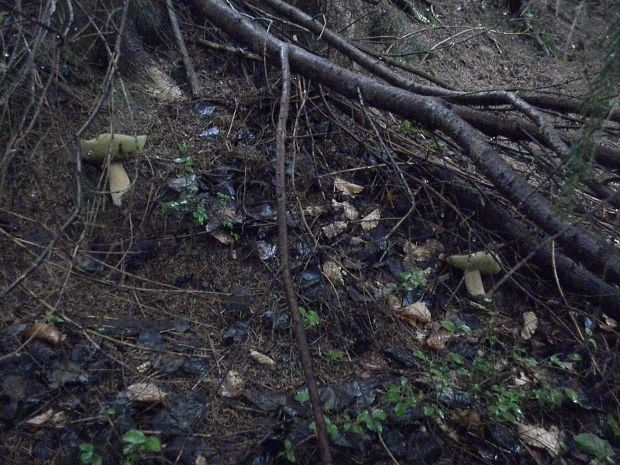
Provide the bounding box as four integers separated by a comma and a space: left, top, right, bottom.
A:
464, 269, 485, 297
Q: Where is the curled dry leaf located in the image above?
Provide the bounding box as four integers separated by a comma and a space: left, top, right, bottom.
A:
513, 371, 533, 387
250, 350, 276, 369
334, 177, 364, 197
360, 209, 381, 230
322, 260, 345, 287
25, 409, 66, 429
23, 324, 66, 346
426, 328, 452, 350
520, 311, 538, 340
516, 423, 562, 456
109, 162, 130, 207
398, 301, 432, 325
125, 382, 166, 403
601, 313, 618, 332
404, 239, 445, 263
332, 199, 359, 220
322, 221, 348, 238
219, 370, 245, 397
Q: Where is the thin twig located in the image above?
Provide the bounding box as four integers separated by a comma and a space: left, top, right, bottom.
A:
275, 44, 333, 465
166, 0, 200, 97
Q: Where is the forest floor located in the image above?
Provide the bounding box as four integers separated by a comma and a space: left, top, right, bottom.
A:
1, 1, 619, 465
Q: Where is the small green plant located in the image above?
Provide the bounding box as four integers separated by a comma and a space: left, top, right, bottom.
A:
383, 377, 419, 418
323, 351, 346, 363
490, 386, 524, 422
399, 270, 427, 291
574, 433, 616, 465
162, 148, 208, 227
294, 389, 309, 403
299, 307, 320, 328
79, 444, 102, 465
122, 429, 161, 465
356, 409, 388, 433
310, 416, 341, 441
279, 439, 297, 463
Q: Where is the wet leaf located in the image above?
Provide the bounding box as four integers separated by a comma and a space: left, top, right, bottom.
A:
125, 382, 166, 403
250, 350, 276, 369
520, 312, 538, 340
334, 177, 364, 196
516, 423, 562, 456
398, 301, 432, 325
360, 209, 381, 230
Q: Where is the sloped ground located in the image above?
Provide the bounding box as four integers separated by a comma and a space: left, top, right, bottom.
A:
0, 1, 619, 464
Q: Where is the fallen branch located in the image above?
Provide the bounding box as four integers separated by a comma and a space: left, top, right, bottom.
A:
194, 0, 620, 288
275, 45, 333, 465
166, 0, 201, 97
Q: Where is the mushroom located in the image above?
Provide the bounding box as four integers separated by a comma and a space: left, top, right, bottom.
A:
80, 134, 147, 207
447, 252, 501, 298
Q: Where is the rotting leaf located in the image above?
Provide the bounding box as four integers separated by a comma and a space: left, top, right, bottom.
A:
334, 177, 364, 197
303, 205, 326, 217
398, 301, 432, 325
426, 329, 452, 350
520, 312, 538, 340
322, 260, 345, 287
360, 209, 381, 230
219, 370, 245, 397
322, 221, 348, 238
250, 350, 276, 369
332, 199, 359, 221
125, 382, 166, 403
23, 324, 66, 346
211, 230, 236, 245
516, 423, 562, 456
25, 408, 66, 429
404, 239, 444, 263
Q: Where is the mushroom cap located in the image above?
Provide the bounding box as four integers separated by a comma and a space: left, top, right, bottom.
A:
447, 251, 501, 274
80, 134, 147, 162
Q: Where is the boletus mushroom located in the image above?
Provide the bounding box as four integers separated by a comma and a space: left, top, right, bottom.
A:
80, 134, 147, 207
447, 252, 501, 298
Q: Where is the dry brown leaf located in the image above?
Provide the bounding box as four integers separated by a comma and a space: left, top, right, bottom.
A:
516, 423, 562, 456
520, 311, 538, 340
426, 329, 452, 350
250, 350, 276, 369
211, 230, 236, 244
303, 205, 327, 217
219, 370, 245, 397
23, 324, 66, 346
332, 199, 359, 221
398, 301, 432, 325
109, 162, 130, 206
125, 382, 166, 403
334, 177, 364, 196
404, 239, 445, 263
25, 409, 66, 429
513, 371, 533, 387
323, 260, 345, 287
360, 209, 381, 230
322, 221, 348, 238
